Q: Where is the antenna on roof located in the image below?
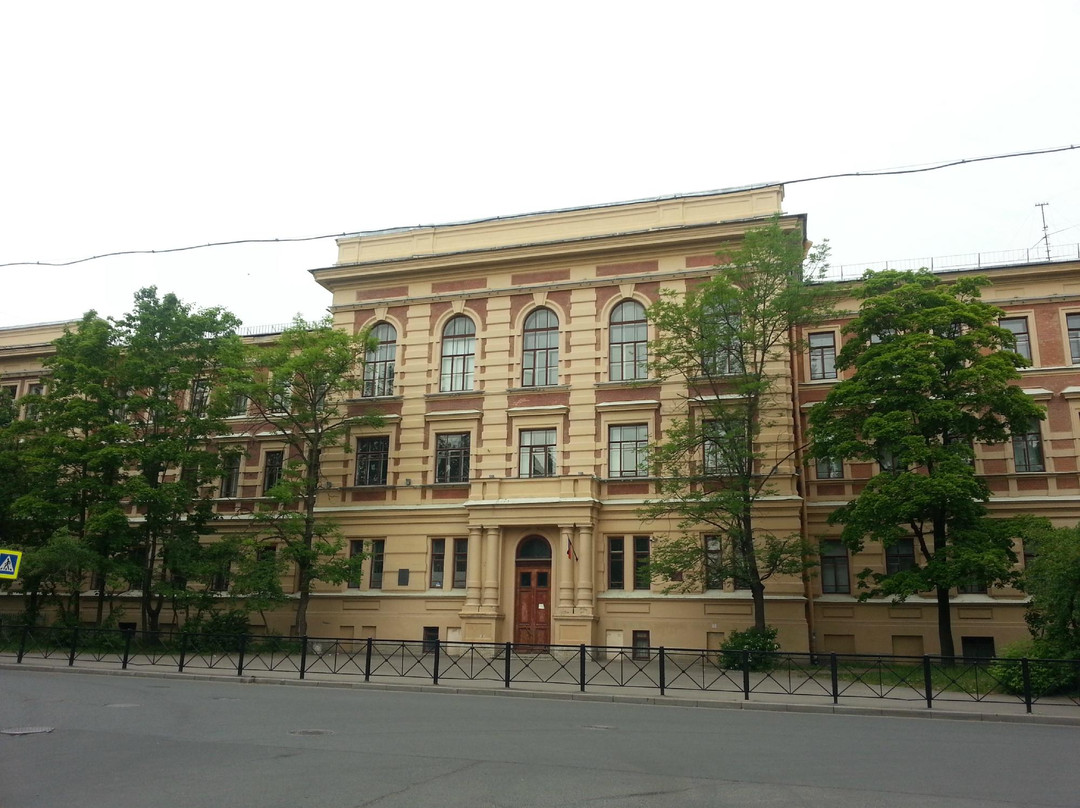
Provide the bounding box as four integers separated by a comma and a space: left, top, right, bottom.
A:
1035, 202, 1052, 261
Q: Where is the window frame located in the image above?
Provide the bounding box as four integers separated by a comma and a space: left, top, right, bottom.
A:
363, 322, 397, 398
808, 332, 838, 381
522, 308, 559, 387
518, 428, 557, 478
609, 300, 649, 382
885, 538, 917, 575
1012, 419, 1045, 473
1068, 313, 1080, 365
816, 456, 844, 480
347, 540, 364, 589
435, 432, 471, 484
355, 435, 390, 486
430, 538, 446, 588
263, 450, 284, 495
607, 537, 625, 590
999, 316, 1032, 363
220, 454, 241, 499
633, 536, 651, 590
820, 539, 850, 594
608, 423, 649, 478
369, 539, 385, 589
439, 316, 476, 393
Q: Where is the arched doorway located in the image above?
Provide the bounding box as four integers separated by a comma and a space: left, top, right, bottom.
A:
514, 535, 551, 648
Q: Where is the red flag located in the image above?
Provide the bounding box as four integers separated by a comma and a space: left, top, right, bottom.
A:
567, 537, 579, 561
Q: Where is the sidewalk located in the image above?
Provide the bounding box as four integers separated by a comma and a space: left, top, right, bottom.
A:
5, 656, 1079, 727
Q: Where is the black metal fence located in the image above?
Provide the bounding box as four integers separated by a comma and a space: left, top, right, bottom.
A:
2, 624, 1078, 715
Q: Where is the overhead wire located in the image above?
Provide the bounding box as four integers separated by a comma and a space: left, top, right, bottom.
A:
1, 143, 1077, 270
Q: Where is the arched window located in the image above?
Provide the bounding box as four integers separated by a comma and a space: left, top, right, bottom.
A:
522, 308, 559, 387
440, 316, 476, 392
363, 322, 397, 397
609, 300, 648, 381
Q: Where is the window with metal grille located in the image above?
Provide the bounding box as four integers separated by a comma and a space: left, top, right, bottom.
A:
440, 316, 475, 392
632, 630, 651, 661
363, 322, 397, 397
609, 300, 648, 381
435, 433, 470, 483
355, 436, 389, 486
522, 308, 559, 387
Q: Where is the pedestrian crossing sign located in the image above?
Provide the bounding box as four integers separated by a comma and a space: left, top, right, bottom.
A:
0, 550, 22, 580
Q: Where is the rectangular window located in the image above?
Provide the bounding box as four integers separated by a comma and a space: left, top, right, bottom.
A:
816, 456, 843, 479
210, 564, 230, 592
348, 540, 364, 589
1, 384, 17, 401
355, 436, 390, 486
24, 382, 45, 420
1000, 317, 1032, 362
1013, 420, 1045, 472
820, 540, 850, 594
879, 447, 904, 473
435, 433, 470, 483
885, 538, 916, 575
961, 636, 995, 662
704, 535, 723, 590
422, 626, 439, 653
609, 424, 648, 478
632, 630, 651, 661
190, 379, 210, 417
220, 454, 241, 498
809, 332, 837, 380
369, 539, 385, 589
453, 538, 468, 589
633, 536, 650, 590
519, 428, 556, 478
1068, 313, 1080, 364
430, 538, 446, 588
607, 537, 625, 590
229, 391, 249, 417
263, 450, 284, 495
702, 420, 741, 476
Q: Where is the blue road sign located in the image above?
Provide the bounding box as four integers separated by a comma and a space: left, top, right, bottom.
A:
0, 549, 22, 580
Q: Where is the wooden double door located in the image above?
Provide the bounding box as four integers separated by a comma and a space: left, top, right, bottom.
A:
514, 536, 552, 648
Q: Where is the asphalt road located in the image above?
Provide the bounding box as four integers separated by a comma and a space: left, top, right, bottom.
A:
2, 669, 1077, 808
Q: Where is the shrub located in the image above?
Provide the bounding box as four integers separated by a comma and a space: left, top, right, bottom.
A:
719, 625, 780, 671
989, 640, 1080, 697
181, 610, 251, 651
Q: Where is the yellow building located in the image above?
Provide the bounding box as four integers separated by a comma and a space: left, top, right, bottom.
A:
3, 185, 1078, 658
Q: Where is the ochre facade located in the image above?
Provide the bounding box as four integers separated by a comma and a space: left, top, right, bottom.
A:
3, 186, 1078, 657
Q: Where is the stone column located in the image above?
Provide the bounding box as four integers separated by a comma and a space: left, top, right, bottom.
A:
481, 525, 501, 610
575, 524, 595, 613
464, 525, 482, 610
557, 525, 575, 612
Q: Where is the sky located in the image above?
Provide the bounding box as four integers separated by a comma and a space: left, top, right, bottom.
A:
2, 1, 1078, 330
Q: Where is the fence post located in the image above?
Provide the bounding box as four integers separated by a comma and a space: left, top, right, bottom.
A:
432, 639, 441, 685
923, 655, 934, 709
659, 647, 666, 696
830, 653, 839, 705
178, 632, 187, 672
236, 634, 247, 676
16, 625, 29, 663
742, 649, 751, 701
122, 629, 134, 670
1021, 657, 1033, 714
364, 637, 372, 682
299, 636, 308, 680
504, 642, 512, 688
579, 644, 587, 693
68, 627, 79, 667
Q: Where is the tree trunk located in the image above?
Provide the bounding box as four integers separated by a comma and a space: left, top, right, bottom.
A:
932, 513, 955, 662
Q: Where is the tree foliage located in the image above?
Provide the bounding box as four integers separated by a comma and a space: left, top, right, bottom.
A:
228, 316, 380, 636
1020, 522, 1080, 657
809, 269, 1043, 659
644, 217, 834, 630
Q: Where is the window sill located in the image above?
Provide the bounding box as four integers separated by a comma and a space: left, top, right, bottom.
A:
594, 379, 660, 389
425, 390, 484, 399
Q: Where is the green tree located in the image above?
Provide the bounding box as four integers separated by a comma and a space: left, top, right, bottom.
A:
644, 218, 834, 631
113, 288, 246, 634
232, 317, 380, 636
1021, 522, 1080, 657
809, 269, 1043, 660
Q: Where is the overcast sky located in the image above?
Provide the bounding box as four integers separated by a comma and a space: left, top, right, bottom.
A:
2, 1, 1077, 329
